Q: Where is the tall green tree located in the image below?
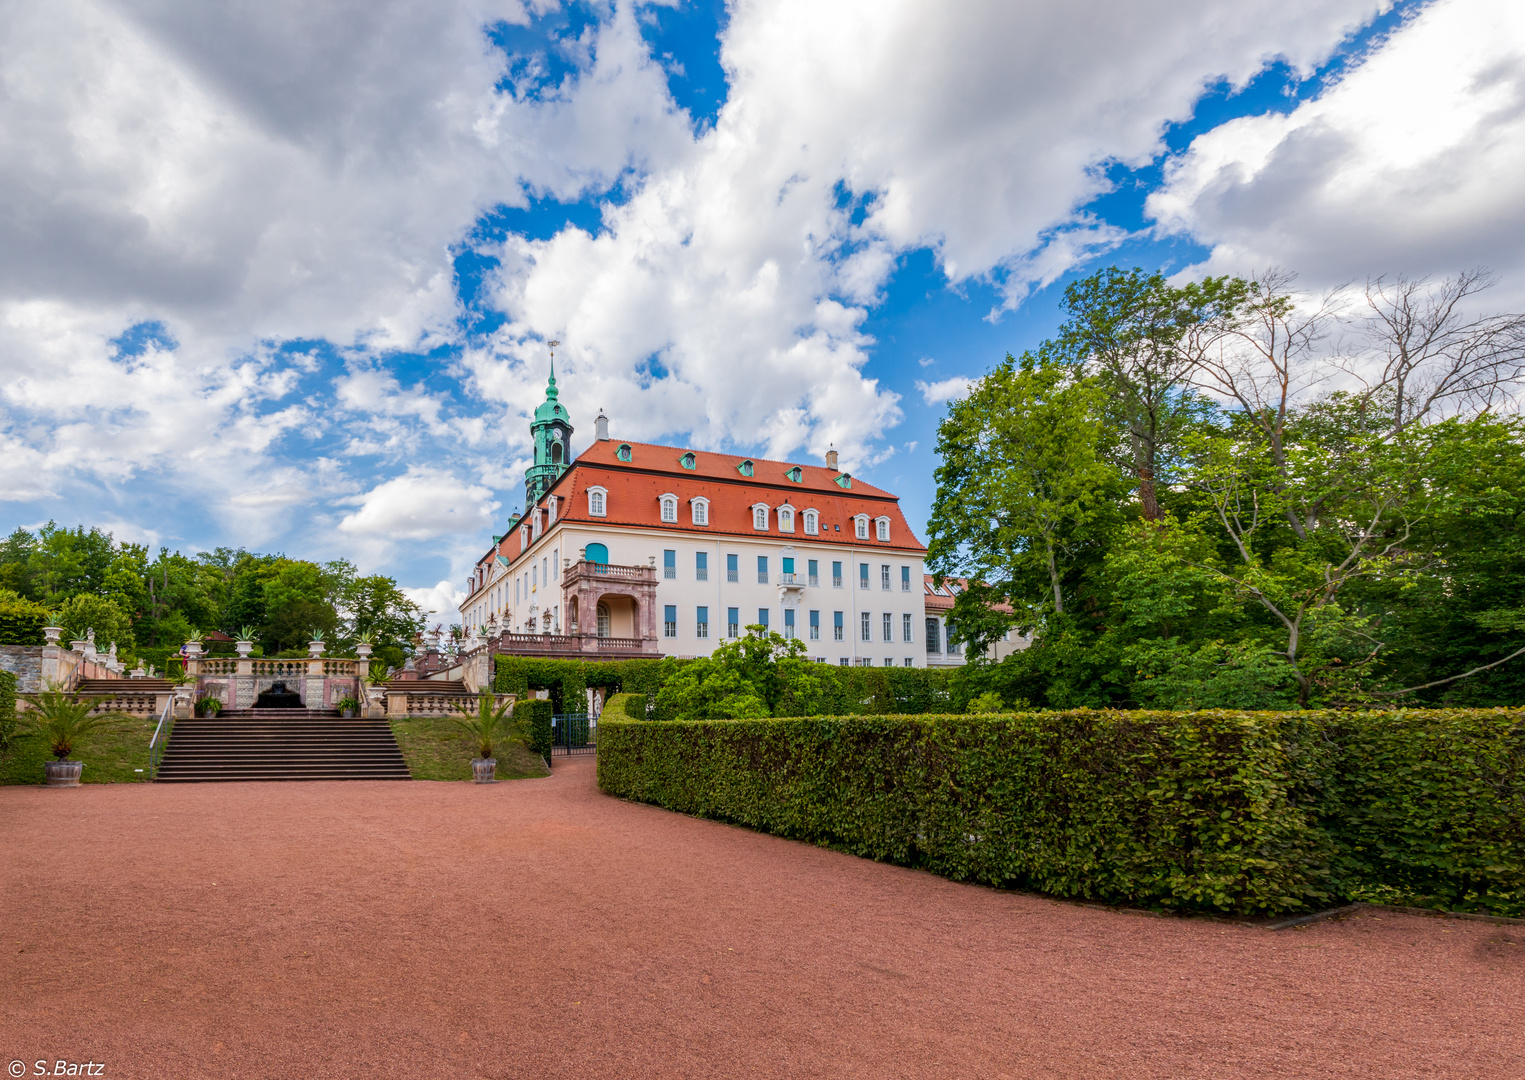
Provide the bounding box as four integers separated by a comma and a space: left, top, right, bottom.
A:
927, 351, 1121, 648
1056, 267, 1242, 520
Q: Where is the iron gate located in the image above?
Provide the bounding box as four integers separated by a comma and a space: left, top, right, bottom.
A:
551, 713, 596, 755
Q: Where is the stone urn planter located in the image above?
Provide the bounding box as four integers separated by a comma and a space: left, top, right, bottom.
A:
356, 643, 373, 659
308, 639, 326, 659
471, 758, 497, 783
236, 640, 254, 658
43, 626, 63, 646
45, 760, 83, 788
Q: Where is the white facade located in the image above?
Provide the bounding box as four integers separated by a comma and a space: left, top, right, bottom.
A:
465, 520, 928, 667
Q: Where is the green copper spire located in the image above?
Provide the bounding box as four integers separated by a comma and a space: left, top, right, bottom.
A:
526, 341, 573, 506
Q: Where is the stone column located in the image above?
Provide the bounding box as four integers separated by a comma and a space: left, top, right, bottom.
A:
235, 657, 254, 710
306, 658, 326, 710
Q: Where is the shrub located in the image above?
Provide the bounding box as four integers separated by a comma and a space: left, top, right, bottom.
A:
514, 698, 554, 763
600, 693, 645, 722
597, 708, 1525, 917
0, 589, 49, 646
0, 669, 16, 751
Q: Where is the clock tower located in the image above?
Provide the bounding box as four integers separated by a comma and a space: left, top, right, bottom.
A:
525, 344, 573, 507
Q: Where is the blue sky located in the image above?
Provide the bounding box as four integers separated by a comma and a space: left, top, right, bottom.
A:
3, 0, 1522, 620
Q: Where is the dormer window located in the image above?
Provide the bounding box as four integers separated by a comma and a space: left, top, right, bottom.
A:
803, 509, 819, 535
752, 504, 769, 531
854, 515, 869, 540
680, 452, 697, 470
835, 473, 853, 489
532, 509, 543, 539
547, 496, 557, 524
588, 486, 608, 517
738, 459, 755, 477
876, 516, 891, 541
519, 525, 529, 551
660, 494, 678, 524
691, 497, 710, 526
616, 444, 632, 462
778, 506, 795, 533
785, 466, 802, 483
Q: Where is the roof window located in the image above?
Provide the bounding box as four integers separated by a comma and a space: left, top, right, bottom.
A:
834, 473, 852, 489
785, 466, 802, 483
738, 459, 755, 477
680, 452, 697, 470
616, 444, 632, 462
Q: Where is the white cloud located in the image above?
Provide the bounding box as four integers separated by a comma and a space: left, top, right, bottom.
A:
1150, 0, 1525, 298
477, 0, 1387, 470
401, 580, 468, 630
915, 376, 974, 405
338, 467, 498, 542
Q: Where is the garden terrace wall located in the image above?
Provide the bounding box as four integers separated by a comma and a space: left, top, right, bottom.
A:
596, 709, 1525, 917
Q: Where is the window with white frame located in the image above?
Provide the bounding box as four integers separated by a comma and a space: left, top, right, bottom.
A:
778, 506, 795, 533
876, 516, 891, 541
588, 486, 607, 517
660, 494, 678, 523
854, 515, 869, 540
803, 509, 818, 535
532, 510, 543, 539
691, 497, 709, 526
547, 496, 557, 524
752, 504, 769, 530
519, 526, 529, 551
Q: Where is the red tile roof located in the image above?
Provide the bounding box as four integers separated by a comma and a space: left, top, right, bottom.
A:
924, 575, 1013, 614
471, 439, 925, 588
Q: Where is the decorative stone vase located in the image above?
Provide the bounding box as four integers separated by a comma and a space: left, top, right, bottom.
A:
236, 640, 254, 658
45, 760, 83, 788
355, 643, 372, 659
471, 758, 497, 783
43, 626, 62, 646
184, 641, 204, 658
308, 640, 325, 658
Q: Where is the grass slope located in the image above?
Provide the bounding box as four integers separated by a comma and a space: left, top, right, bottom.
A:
0, 713, 157, 785
390, 716, 550, 781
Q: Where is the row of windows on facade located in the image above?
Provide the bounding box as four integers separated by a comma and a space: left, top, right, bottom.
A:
585, 487, 892, 541
471, 552, 925, 630
660, 551, 916, 589
654, 607, 957, 653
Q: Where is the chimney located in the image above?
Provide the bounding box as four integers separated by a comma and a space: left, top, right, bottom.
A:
825, 445, 838, 471
595, 409, 609, 441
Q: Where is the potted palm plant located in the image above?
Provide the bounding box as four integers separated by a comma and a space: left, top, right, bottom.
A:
21, 685, 128, 787
449, 695, 522, 783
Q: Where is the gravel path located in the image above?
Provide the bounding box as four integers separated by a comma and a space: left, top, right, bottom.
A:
2, 757, 1520, 1079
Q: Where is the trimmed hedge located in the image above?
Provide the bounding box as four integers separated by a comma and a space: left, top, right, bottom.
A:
495, 654, 966, 721
0, 669, 16, 752
514, 698, 554, 764
597, 708, 1525, 916
601, 693, 647, 722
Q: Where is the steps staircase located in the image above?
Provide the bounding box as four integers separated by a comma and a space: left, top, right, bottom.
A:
156, 711, 412, 782
383, 678, 473, 696
77, 677, 176, 694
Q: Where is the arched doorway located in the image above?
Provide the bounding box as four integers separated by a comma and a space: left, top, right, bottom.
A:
596, 602, 611, 638
585, 542, 609, 565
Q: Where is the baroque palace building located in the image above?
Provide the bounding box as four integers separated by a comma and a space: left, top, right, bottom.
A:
459, 365, 948, 666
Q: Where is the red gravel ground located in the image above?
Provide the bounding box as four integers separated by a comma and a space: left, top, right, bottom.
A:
2, 757, 1521, 1080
